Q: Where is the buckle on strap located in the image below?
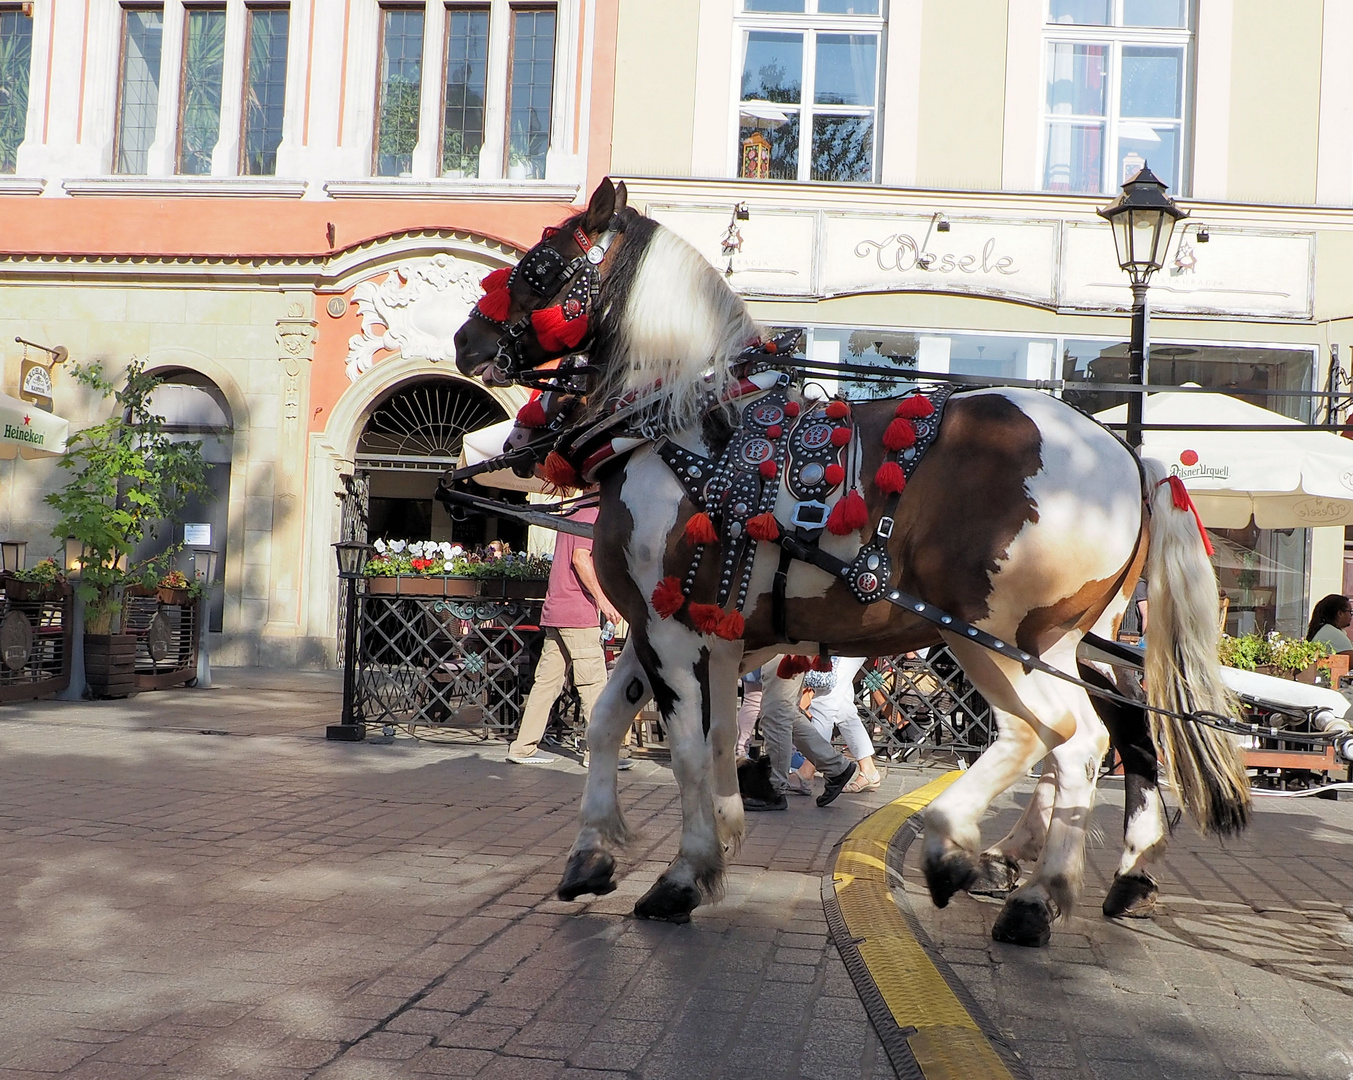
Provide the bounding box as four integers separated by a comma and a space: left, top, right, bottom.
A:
790, 501, 829, 530
875, 516, 894, 539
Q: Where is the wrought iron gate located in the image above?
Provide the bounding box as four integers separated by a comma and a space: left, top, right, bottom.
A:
854, 647, 997, 762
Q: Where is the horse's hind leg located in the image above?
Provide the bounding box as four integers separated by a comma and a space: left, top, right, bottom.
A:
973, 764, 1056, 896
558, 643, 650, 901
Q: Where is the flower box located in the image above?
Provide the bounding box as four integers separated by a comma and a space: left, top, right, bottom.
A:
365, 576, 546, 599
1, 576, 58, 603
156, 587, 195, 605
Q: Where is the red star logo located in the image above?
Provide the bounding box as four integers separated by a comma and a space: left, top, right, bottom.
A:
22, 414, 30, 426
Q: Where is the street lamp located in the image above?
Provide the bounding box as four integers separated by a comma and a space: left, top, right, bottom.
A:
188, 547, 219, 689
0, 540, 26, 574
63, 536, 85, 578
330, 539, 374, 741
1097, 164, 1189, 448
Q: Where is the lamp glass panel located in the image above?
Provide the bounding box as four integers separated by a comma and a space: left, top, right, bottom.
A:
1130, 207, 1163, 271
64, 538, 83, 575
1, 541, 23, 573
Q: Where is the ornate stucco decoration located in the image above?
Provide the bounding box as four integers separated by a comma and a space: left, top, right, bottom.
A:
344, 253, 494, 382
276, 302, 317, 423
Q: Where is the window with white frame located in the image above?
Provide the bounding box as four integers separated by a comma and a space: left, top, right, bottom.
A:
735, 0, 882, 184
374, 1, 558, 181
113, 1, 290, 176
0, 4, 33, 174
1041, 0, 1192, 195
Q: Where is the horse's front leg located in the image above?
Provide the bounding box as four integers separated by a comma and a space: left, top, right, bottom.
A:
973, 764, 1057, 896
708, 643, 746, 857
633, 627, 736, 924
557, 643, 649, 901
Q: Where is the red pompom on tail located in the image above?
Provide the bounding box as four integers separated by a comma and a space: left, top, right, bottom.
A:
543, 451, 582, 491
895, 395, 934, 419
747, 513, 780, 542
783, 401, 801, 418
874, 460, 906, 494
825, 400, 850, 420
759, 460, 778, 480
688, 603, 725, 636
811, 654, 834, 672
824, 464, 845, 487
776, 655, 813, 679
883, 418, 917, 452
531, 305, 589, 352
826, 489, 869, 535
515, 399, 548, 428
651, 576, 685, 619
480, 266, 512, 292
716, 610, 745, 640
830, 426, 853, 447
684, 511, 718, 546
476, 288, 511, 323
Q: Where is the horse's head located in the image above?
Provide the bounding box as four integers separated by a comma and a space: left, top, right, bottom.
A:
455, 178, 628, 387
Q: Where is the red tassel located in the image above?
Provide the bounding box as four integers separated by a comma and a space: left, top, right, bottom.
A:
874, 460, 906, 494
759, 460, 777, 480
531, 305, 589, 352
1158, 476, 1215, 556
827, 490, 869, 536
476, 288, 511, 323
543, 451, 582, 490
516, 399, 548, 428
765, 425, 783, 439
784, 402, 801, 418
824, 464, 845, 487
811, 654, 833, 672
883, 418, 917, 452
830, 426, 853, 447
684, 512, 718, 546
688, 603, 725, 636
481, 267, 512, 292
895, 395, 934, 419
651, 576, 685, 619
825, 400, 850, 420
747, 513, 780, 542
776, 655, 813, 679
716, 610, 745, 640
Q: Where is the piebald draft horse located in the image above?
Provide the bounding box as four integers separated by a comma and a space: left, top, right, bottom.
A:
454, 179, 1249, 946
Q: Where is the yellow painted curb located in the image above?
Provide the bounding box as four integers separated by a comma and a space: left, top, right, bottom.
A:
830, 771, 1018, 1080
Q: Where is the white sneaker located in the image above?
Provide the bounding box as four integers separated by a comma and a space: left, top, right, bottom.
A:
507, 750, 557, 764
581, 754, 634, 770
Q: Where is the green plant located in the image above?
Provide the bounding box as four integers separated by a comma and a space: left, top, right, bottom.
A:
363, 540, 550, 580
10, 557, 62, 585
377, 76, 421, 174
45, 358, 208, 634
1217, 631, 1331, 673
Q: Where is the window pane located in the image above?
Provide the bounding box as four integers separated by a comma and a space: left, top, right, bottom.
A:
1045, 42, 1106, 116
1043, 120, 1104, 191
1123, 0, 1187, 27
178, 7, 225, 175
241, 8, 289, 176
739, 115, 798, 179
116, 8, 163, 174
443, 8, 488, 177
375, 7, 424, 177
0, 7, 33, 174
1117, 123, 1177, 189
1048, 0, 1109, 24
741, 31, 802, 104
818, 0, 880, 13
814, 34, 876, 107
508, 9, 554, 179
744, 0, 804, 9
1121, 46, 1181, 118
811, 113, 871, 182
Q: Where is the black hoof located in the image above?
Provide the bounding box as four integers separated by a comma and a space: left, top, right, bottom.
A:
991, 895, 1054, 947
923, 847, 980, 908
633, 878, 700, 924
969, 853, 1021, 899
1102, 873, 1158, 919
557, 849, 617, 901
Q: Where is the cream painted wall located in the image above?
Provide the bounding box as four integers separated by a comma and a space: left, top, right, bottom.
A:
915, 0, 1008, 190
1310, 526, 1344, 620
611, 0, 700, 176
1227, 0, 1323, 205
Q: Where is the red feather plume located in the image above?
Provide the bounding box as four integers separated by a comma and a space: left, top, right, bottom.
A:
874, 460, 906, 494
895, 395, 935, 419
480, 267, 512, 292
825, 400, 850, 420
746, 513, 780, 542
531, 305, 589, 352
826, 489, 869, 535
716, 610, 745, 640
830, 426, 853, 447
684, 512, 718, 546
543, 451, 582, 491
651, 576, 685, 619
883, 418, 917, 452
476, 288, 511, 323
776, 655, 813, 679
516, 399, 548, 428
688, 603, 725, 636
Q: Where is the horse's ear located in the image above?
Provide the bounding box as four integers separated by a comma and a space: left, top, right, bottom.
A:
584, 178, 616, 232
614, 181, 628, 213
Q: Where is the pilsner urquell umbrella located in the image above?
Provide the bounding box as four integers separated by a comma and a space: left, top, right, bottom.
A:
0, 392, 69, 459
1094, 388, 1353, 528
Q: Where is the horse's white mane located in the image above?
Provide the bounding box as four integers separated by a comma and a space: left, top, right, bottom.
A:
608, 225, 761, 430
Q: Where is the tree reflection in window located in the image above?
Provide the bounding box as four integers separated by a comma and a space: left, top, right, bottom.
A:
178, 7, 226, 175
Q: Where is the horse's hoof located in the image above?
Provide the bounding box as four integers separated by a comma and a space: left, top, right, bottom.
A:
556, 849, 617, 901
923, 847, 980, 908
969, 853, 1021, 898
991, 894, 1055, 947
1102, 873, 1158, 919
633, 878, 700, 924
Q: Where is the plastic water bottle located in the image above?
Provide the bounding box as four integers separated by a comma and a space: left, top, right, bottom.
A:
601, 621, 615, 642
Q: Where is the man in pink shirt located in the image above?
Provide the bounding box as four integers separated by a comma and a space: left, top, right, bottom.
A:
507, 502, 625, 765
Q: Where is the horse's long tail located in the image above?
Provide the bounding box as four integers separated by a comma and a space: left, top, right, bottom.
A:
1142, 458, 1251, 835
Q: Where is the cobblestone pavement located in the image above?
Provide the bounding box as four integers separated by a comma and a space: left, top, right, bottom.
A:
903, 781, 1353, 1080
2, 670, 901, 1080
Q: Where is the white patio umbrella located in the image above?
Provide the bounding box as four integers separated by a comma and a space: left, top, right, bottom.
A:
0, 392, 69, 459
456, 418, 545, 493
739, 99, 791, 128
1094, 388, 1353, 528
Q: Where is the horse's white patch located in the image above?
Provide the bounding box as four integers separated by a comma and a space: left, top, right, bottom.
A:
619, 448, 683, 601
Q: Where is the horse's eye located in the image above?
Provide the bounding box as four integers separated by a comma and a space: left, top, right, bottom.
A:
541, 227, 559, 240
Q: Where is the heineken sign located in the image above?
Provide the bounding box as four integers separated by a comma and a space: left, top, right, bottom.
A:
0, 395, 69, 456
3, 422, 44, 446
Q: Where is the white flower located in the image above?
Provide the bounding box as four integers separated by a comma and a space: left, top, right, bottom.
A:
389, 540, 406, 554
440, 542, 454, 557
374, 539, 387, 554
451, 545, 464, 557
444, 561, 454, 572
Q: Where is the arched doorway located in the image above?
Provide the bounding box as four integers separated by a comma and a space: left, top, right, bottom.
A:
354, 376, 524, 549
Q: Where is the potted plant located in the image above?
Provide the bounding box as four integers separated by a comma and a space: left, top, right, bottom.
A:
363, 540, 550, 597
1218, 631, 1331, 680
1, 557, 66, 603
507, 125, 537, 180
45, 358, 208, 698
442, 129, 478, 179
154, 569, 201, 606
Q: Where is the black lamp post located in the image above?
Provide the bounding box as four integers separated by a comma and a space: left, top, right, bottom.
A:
329, 539, 373, 741
1096, 165, 1189, 448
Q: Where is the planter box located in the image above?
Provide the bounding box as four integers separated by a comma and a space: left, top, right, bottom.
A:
84, 633, 138, 699
156, 587, 195, 605
364, 576, 546, 599
1, 576, 60, 603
